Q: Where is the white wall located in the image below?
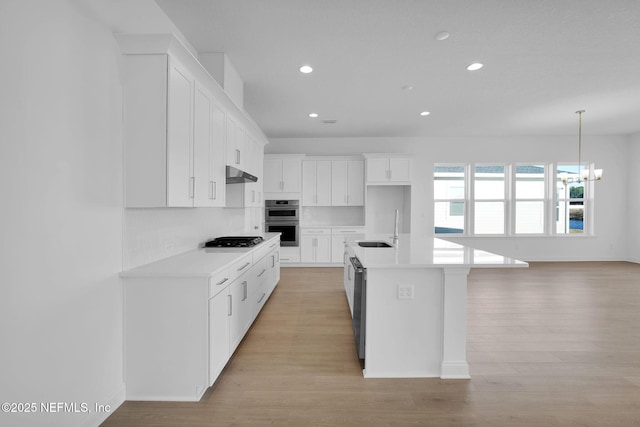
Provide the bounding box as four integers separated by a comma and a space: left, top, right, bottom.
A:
0, 1, 254, 426
0, 1, 124, 426
628, 132, 640, 263
267, 135, 629, 262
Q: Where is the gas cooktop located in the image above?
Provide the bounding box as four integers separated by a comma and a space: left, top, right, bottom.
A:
204, 236, 264, 248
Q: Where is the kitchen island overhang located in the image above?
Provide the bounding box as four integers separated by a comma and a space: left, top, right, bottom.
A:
344, 234, 528, 379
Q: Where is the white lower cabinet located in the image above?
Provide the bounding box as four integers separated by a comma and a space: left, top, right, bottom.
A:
228, 274, 252, 353
300, 227, 364, 264
252, 256, 269, 318
331, 227, 365, 263
301, 228, 332, 263
208, 289, 230, 386
268, 247, 281, 294
123, 236, 281, 402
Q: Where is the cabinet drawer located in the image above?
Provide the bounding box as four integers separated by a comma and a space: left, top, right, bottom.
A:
253, 255, 269, 282
209, 267, 231, 298
332, 227, 365, 235
229, 253, 253, 281
301, 228, 331, 235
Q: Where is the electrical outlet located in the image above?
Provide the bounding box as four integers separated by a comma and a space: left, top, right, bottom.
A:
398, 284, 414, 300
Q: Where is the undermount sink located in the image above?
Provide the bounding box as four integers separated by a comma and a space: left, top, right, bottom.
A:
358, 241, 393, 248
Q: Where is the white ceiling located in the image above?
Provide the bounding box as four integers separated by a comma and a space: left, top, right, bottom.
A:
155, 0, 640, 139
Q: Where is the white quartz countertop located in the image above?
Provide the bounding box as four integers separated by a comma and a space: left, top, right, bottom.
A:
120, 233, 281, 278
346, 234, 528, 269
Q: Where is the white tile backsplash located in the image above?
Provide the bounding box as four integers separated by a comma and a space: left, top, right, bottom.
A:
300, 206, 365, 226
123, 207, 247, 269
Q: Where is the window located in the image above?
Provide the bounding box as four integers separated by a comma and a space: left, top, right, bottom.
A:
474, 165, 505, 234
434, 165, 465, 234
556, 165, 585, 234
434, 162, 593, 237
515, 164, 546, 234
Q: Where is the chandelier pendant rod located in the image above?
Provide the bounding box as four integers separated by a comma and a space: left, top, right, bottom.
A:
576, 109, 585, 181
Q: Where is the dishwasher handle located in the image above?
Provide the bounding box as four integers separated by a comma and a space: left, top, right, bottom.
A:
350, 257, 364, 273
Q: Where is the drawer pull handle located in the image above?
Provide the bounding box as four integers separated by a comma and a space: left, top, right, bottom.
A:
257, 293, 266, 304
228, 295, 232, 316
237, 262, 251, 272
216, 278, 229, 286
257, 269, 267, 278
242, 281, 248, 301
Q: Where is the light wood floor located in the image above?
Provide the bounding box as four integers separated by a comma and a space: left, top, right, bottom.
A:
103, 263, 640, 426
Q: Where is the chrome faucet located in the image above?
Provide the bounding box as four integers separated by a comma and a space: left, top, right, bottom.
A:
392, 209, 399, 247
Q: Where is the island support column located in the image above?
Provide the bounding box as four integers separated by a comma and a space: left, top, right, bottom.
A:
441, 268, 471, 379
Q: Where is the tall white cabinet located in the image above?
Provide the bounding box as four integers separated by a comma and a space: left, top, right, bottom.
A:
194, 83, 226, 207
331, 160, 364, 206
302, 160, 332, 206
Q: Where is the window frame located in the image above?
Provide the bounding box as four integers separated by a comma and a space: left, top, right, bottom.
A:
433, 161, 595, 238
433, 164, 468, 235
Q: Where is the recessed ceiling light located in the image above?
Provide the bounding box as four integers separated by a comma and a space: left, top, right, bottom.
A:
466, 62, 484, 71
420, 111, 431, 116
309, 113, 318, 118
299, 65, 313, 74
402, 85, 414, 91
435, 31, 450, 41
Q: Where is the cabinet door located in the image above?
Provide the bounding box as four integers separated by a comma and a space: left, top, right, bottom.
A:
316, 161, 333, 206
235, 125, 246, 170
389, 158, 411, 182
316, 235, 332, 263
347, 160, 364, 205
366, 158, 389, 182
331, 160, 348, 206
226, 116, 239, 166
302, 161, 317, 206
229, 278, 250, 353
193, 82, 213, 207
300, 236, 316, 262
264, 159, 282, 193
209, 290, 230, 386
167, 58, 194, 207
331, 235, 345, 264
281, 158, 301, 192
209, 104, 226, 206
268, 248, 280, 293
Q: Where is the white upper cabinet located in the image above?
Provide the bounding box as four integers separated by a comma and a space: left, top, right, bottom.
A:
365, 156, 412, 184
226, 116, 246, 170
331, 160, 364, 206
123, 54, 196, 207
302, 160, 332, 206
166, 58, 195, 206
118, 34, 267, 209
264, 156, 302, 194
194, 82, 226, 207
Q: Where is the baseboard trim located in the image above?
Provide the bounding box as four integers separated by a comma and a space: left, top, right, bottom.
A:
440, 361, 471, 379
81, 383, 125, 427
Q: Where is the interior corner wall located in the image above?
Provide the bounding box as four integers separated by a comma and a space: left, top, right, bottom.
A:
267, 136, 629, 262
0, 1, 124, 426
627, 133, 640, 263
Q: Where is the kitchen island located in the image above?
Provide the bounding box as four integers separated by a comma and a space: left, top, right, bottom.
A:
344, 234, 527, 379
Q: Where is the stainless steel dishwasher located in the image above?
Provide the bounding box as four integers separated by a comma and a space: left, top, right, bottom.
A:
350, 256, 366, 360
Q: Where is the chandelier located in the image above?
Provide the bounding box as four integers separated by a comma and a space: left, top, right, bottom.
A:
560, 110, 603, 184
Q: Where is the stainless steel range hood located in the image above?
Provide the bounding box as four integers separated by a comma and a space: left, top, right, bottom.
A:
226, 165, 258, 184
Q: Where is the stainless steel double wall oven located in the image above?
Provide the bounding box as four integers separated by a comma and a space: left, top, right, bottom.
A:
265, 200, 299, 247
